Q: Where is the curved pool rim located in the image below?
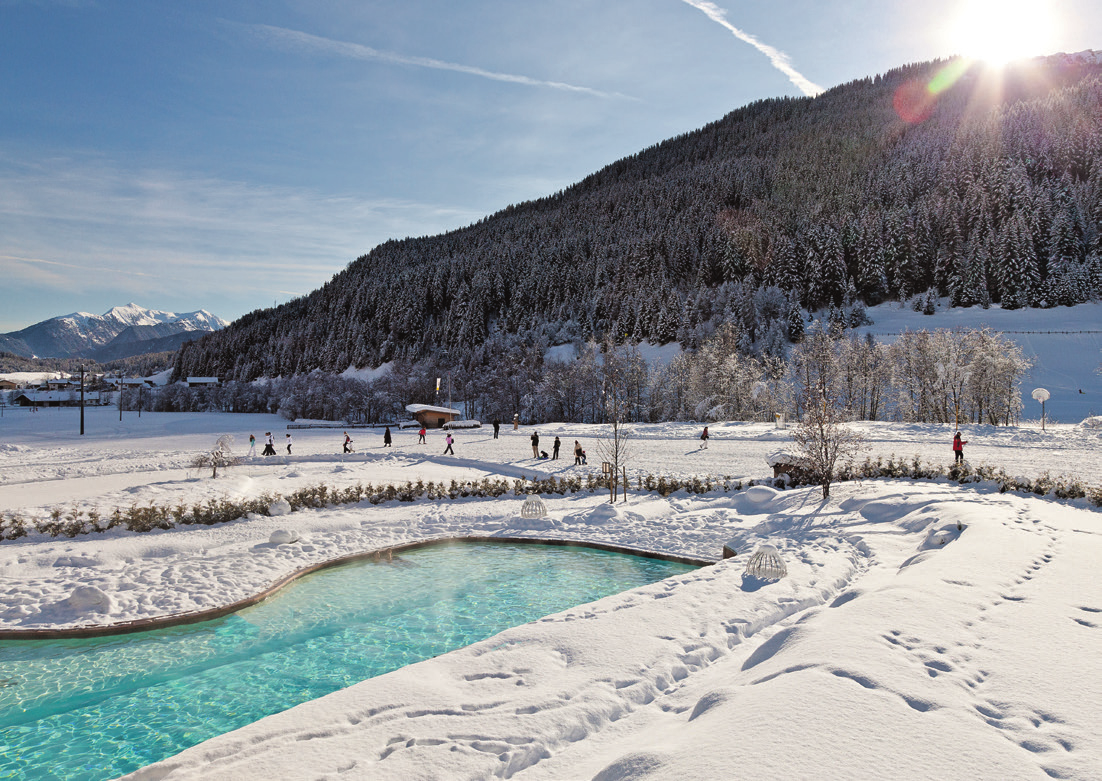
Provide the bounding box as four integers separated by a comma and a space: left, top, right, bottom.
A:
0, 535, 715, 640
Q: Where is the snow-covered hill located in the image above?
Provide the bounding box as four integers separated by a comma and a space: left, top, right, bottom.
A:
0, 303, 227, 359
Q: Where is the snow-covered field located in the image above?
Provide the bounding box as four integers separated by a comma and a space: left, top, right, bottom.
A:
2, 407, 1101, 780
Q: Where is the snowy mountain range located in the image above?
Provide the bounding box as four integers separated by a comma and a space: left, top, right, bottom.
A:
0, 304, 228, 360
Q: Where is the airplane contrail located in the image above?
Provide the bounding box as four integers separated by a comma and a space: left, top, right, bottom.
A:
679, 1, 823, 96
242, 23, 633, 100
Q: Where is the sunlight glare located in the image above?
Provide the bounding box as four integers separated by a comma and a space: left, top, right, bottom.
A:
948, 0, 1058, 65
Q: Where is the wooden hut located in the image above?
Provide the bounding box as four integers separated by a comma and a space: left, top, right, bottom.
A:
405, 404, 461, 428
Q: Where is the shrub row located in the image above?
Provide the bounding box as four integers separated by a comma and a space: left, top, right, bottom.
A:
0, 472, 748, 542
833, 455, 1102, 504
3, 459, 1096, 543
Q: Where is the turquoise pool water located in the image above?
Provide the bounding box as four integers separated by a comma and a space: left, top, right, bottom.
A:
0, 541, 697, 780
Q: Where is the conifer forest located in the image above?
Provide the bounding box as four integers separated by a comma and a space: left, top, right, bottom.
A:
172, 55, 1102, 425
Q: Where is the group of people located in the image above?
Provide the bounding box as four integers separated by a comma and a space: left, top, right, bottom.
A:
246, 425, 597, 464
242, 425, 971, 477
529, 431, 564, 460
247, 432, 288, 456
339, 425, 452, 454
529, 432, 587, 463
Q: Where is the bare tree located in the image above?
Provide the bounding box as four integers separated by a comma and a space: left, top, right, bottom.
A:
190, 434, 241, 478
594, 341, 643, 503
790, 324, 866, 499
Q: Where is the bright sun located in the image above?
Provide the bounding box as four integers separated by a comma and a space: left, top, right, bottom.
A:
948, 0, 1059, 65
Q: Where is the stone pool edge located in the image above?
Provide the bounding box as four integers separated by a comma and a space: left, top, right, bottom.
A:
0, 536, 715, 640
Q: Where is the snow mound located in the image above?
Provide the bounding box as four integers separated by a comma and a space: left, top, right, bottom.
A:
1080, 416, 1102, 429
59, 586, 112, 614
268, 499, 292, 517
443, 419, 481, 429
562, 503, 639, 526
921, 523, 963, 550
509, 516, 560, 531
269, 529, 300, 545
52, 555, 101, 568
745, 485, 779, 504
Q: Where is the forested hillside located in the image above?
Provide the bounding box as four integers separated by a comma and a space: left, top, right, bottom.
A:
175, 54, 1102, 383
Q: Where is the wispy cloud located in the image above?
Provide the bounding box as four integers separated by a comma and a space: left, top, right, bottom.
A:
679, 0, 823, 96
0, 154, 485, 320
240, 23, 633, 100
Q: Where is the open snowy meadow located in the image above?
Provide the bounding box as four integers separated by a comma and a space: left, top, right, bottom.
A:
1, 406, 1101, 780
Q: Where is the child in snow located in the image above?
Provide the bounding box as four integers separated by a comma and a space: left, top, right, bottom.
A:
539, 450, 549, 460
952, 431, 967, 464
699, 426, 709, 449
574, 440, 583, 465
443, 433, 455, 455
263, 432, 276, 456
248, 434, 256, 457
343, 432, 353, 453
285, 434, 293, 455
418, 427, 427, 444
383, 427, 392, 447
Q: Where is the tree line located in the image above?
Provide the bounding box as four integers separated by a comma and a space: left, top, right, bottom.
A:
146, 324, 1032, 427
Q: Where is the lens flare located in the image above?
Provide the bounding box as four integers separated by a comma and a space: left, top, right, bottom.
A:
892, 59, 971, 124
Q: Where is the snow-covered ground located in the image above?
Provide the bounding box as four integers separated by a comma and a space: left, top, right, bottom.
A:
1, 407, 1101, 780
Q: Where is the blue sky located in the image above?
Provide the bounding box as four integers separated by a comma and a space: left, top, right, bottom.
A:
1, 0, 1098, 332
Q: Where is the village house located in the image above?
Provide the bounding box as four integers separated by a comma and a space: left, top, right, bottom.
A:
14, 391, 103, 408
405, 404, 462, 429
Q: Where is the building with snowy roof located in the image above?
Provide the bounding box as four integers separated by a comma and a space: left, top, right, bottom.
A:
13, 391, 104, 408
405, 404, 462, 428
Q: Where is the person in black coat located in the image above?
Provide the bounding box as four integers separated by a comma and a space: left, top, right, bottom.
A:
552, 436, 561, 459
383, 427, 393, 447
531, 431, 540, 458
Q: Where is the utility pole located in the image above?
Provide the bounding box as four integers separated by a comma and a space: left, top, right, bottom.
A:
79, 366, 85, 436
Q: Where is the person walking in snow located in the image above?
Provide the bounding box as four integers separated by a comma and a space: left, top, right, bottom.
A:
552, 436, 561, 460
285, 434, 293, 455
492, 419, 500, 439
248, 434, 256, 457
383, 427, 392, 447
699, 426, 709, 449
531, 430, 540, 458
443, 433, 455, 455
952, 431, 967, 464
574, 440, 583, 465
263, 432, 276, 456
343, 432, 353, 453
418, 426, 427, 444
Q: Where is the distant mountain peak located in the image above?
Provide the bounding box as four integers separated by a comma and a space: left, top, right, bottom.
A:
0, 304, 228, 359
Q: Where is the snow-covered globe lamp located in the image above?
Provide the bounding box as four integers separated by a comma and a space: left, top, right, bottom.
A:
520, 494, 547, 519
744, 544, 787, 580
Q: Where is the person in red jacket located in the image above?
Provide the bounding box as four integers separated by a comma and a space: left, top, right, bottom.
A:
952, 431, 967, 464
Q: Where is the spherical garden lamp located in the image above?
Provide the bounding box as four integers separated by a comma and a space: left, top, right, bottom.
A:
1032, 388, 1050, 432
744, 544, 787, 580
520, 494, 547, 519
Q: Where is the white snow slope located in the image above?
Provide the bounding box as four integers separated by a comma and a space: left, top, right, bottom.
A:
1, 409, 1100, 780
